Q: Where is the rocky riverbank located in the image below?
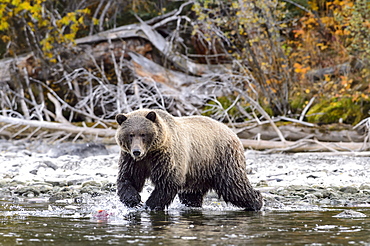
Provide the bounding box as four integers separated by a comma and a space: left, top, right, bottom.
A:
1, 139, 370, 210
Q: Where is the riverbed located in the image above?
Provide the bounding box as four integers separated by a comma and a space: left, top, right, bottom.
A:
1, 139, 370, 245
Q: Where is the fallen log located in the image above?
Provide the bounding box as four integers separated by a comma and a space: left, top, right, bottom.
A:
306, 58, 365, 81
1, 115, 369, 152
0, 116, 116, 140
237, 123, 365, 142
295, 151, 370, 157
129, 51, 200, 88
241, 138, 370, 152
0, 11, 232, 84
135, 16, 231, 76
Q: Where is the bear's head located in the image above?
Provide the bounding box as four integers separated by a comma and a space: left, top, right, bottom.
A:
115, 111, 159, 160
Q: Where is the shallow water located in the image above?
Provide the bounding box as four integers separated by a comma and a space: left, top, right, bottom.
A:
1, 196, 370, 246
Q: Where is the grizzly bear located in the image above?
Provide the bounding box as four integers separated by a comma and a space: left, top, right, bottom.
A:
115, 109, 263, 211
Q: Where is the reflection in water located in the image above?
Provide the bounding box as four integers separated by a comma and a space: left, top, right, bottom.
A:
1, 196, 370, 245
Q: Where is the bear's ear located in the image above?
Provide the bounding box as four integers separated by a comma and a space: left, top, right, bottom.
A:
146, 111, 156, 122
116, 114, 127, 125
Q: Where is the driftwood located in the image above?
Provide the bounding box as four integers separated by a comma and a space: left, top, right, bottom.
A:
129, 51, 200, 89
0, 113, 370, 152
0, 116, 116, 142
134, 16, 231, 76
295, 151, 370, 157
2, 11, 226, 82
237, 123, 365, 142
0, 8, 369, 151
306, 58, 365, 81
241, 139, 370, 152
1, 113, 369, 152
0, 10, 240, 118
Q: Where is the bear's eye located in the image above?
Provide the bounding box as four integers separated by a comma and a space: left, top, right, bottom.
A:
140, 134, 146, 138
129, 133, 134, 138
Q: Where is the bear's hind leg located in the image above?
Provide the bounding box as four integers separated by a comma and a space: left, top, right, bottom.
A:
179, 190, 208, 207
215, 175, 263, 211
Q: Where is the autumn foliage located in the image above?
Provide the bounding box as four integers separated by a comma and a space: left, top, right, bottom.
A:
287, 0, 370, 124
0, 0, 369, 125
0, 0, 89, 62
192, 0, 370, 124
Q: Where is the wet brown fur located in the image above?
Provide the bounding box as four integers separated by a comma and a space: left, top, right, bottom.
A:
115, 109, 263, 210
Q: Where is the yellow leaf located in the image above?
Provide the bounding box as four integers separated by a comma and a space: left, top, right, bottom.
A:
93, 18, 99, 25
343, 29, 351, 35
19, 2, 31, 11
0, 21, 9, 31
77, 16, 84, 24
1, 34, 10, 42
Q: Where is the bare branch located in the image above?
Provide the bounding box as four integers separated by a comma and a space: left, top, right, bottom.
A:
241, 138, 370, 153
0, 116, 116, 138
299, 97, 316, 122
47, 93, 70, 124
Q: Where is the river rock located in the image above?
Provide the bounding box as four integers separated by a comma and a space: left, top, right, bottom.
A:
26, 197, 49, 203
47, 143, 109, 158
101, 182, 116, 192
82, 180, 102, 187
333, 209, 367, 218
80, 186, 105, 197
304, 194, 318, 201
362, 189, 370, 195
45, 179, 69, 187
256, 180, 268, 187
42, 160, 58, 170
359, 184, 370, 190
339, 186, 359, 194
3, 139, 370, 211
14, 186, 41, 197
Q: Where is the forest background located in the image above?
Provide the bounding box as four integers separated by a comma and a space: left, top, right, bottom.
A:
0, 0, 369, 149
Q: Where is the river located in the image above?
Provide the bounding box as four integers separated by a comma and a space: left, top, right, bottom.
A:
1, 140, 370, 245
1, 195, 370, 245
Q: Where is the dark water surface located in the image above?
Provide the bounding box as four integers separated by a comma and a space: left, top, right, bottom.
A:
1, 197, 370, 246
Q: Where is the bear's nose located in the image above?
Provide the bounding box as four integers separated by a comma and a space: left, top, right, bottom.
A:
132, 150, 141, 157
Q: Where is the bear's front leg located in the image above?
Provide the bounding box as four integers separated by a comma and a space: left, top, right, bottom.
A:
117, 179, 142, 208
145, 185, 178, 210
145, 153, 182, 210
117, 153, 149, 208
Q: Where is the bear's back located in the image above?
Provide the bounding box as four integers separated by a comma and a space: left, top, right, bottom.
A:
140, 109, 242, 152
175, 115, 237, 140
173, 114, 243, 160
